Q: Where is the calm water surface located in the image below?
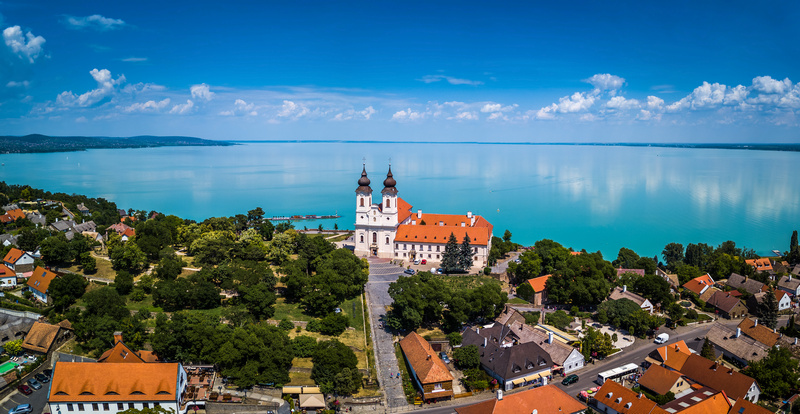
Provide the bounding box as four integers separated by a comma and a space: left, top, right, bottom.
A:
1, 142, 798, 259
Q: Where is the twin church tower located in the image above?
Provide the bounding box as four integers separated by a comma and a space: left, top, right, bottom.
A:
353, 164, 494, 268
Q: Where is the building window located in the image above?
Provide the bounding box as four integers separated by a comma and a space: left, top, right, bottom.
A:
436, 255, 440, 259
434, 383, 443, 390
428, 254, 431, 258
360, 198, 364, 207
67, 404, 74, 412
154, 403, 160, 408
373, 233, 377, 243
428, 245, 431, 251
403, 253, 407, 257
395, 253, 398, 257
92, 403, 99, 411
473, 247, 477, 253
360, 235, 364, 243
117, 404, 124, 410
395, 244, 398, 249
436, 246, 440, 252
143, 404, 149, 409
386, 237, 389, 244
385, 199, 390, 208
129, 404, 135, 410
404, 244, 407, 250
103, 404, 109, 411
78, 404, 84, 411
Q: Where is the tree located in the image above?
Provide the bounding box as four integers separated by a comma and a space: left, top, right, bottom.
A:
790, 230, 800, 264
49, 272, 88, 312
114, 270, 134, 295
154, 253, 186, 280
80, 252, 97, 273
458, 234, 474, 272
544, 310, 573, 330
502, 230, 512, 242
523, 311, 540, 325
507, 250, 542, 285
662, 243, 684, 271
319, 313, 349, 336
534, 239, 572, 275
758, 290, 779, 329
190, 230, 236, 265
312, 340, 359, 393
293, 335, 318, 358
333, 367, 363, 395
387, 272, 450, 331
41, 233, 74, 265
453, 344, 480, 369
441, 233, 460, 273
83, 287, 130, 320
447, 332, 462, 346
700, 337, 716, 359
545, 251, 614, 306
109, 242, 149, 273
612, 247, 640, 269
237, 282, 276, 320
632, 274, 672, 305
515, 281, 535, 302
742, 346, 800, 400
685, 243, 713, 269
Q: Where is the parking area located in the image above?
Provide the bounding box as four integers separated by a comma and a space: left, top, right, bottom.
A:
1, 379, 50, 414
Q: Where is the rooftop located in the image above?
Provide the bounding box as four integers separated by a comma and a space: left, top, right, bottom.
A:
455, 384, 586, 414
49, 362, 183, 402
398, 332, 453, 384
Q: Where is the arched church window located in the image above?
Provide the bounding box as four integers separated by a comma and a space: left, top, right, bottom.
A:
385, 199, 391, 208
373, 233, 377, 243
360, 234, 364, 243
360, 198, 364, 207
386, 237, 390, 244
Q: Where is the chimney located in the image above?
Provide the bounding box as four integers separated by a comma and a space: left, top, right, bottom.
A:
113, 331, 123, 343
736, 327, 741, 338
417, 210, 422, 219
484, 337, 487, 348
794, 337, 797, 346
623, 285, 627, 293
471, 216, 476, 226
754, 319, 758, 326
548, 332, 553, 344
467, 211, 473, 219
497, 389, 503, 401
638, 393, 643, 399
426, 355, 431, 360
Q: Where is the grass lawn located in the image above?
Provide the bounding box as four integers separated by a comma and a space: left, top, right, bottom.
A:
273, 298, 314, 322
287, 371, 316, 386
432, 273, 504, 290
507, 297, 529, 305
415, 327, 446, 341
67, 256, 116, 280
288, 328, 369, 370
125, 294, 163, 313
326, 233, 352, 243
292, 357, 313, 369
341, 296, 365, 331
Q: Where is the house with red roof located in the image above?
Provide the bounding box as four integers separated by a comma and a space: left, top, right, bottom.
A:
353, 166, 493, 267
0, 264, 17, 287
746, 258, 773, 274
3, 247, 35, 275
455, 384, 586, 414
523, 275, 550, 306
0, 208, 25, 224
106, 222, 136, 242
682, 274, 715, 297
593, 380, 668, 414
98, 332, 159, 363
27, 266, 58, 303
399, 332, 454, 402
707, 291, 748, 319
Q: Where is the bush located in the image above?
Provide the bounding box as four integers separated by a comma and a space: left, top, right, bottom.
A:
319, 313, 349, 336
115, 270, 134, 295
483, 267, 491, 275
447, 332, 462, 346
278, 318, 294, 330
129, 288, 146, 302
524, 311, 540, 326
545, 310, 573, 330
306, 319, 321, 332
293, 335, 318, 358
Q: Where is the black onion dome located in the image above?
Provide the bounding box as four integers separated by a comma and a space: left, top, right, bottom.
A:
356, 165, 372, 194
381, 166, 398, 195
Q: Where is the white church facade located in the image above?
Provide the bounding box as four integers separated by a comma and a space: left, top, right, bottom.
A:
353, 165, 493, 267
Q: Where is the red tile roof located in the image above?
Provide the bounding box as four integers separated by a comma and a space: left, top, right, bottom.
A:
594, 380, 667, 414
455, 384, 586, 414
677, 391, 732, 414
527, 275, 551, 293
728, 398, 771, 414
3, 248, 26, 264
98, 341, 147, 363
746, 258, 773, 272
737, 318, 780, 347
0, 264, 15, 278
397, 198, 413, 224
675, 354, 758, 401
21, 321, 62, 353
683, 274, 715, 296
49, 362, 183, 402
638, 364, 682, 395
0, 209, 25, 223
395, 219, 492, 246
27, 266, 57, 295
399, 332, 453, 384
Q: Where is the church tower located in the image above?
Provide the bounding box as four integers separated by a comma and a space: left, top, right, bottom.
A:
381, 165, 398, 226
355, 164, 372, 217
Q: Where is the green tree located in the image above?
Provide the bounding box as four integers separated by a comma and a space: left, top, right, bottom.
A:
237, 282, 276, 320
685, 243, 713, 269
312, 340, 359, 393
84, 287, 130, 320
387, 272, 450, 331
319, 313, 349, 336
49, 272, 88, 312
675, 263, 703, 286
612, 247, 640, 269
632, 274, 672, 305
109, 242, 149, 273
758, 290, 779, 329
502, 230, 512, 242
441, 233, 460, 273
333, 367, 363, 395
515, 281, 535, 302
41, 233, 74, 265
507, 250, 542, 285
523, 311, 540, 325
544, 310, 573, 330
190, 230, 236, 265
4, 338, 23, 355
790, 230, 800, 263
79, 252, 97, 273
662, 243, 684, 271
742, 346, 800, 400
154, 253, 186, 280
453, 344, 480, 369
534, 239, 572, 275
545, 251, 613, 306
292, 335, 318, 358
700, 337, 716, 359
447, 332, 462, 346
458, 234, 474, 272
114, 270, 134, 295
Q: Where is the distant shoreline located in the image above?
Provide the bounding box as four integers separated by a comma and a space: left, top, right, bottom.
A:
0, 134, 235, 154
232, 140, 800, 152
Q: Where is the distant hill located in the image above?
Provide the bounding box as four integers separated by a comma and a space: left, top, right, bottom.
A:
0, 134, 234, 154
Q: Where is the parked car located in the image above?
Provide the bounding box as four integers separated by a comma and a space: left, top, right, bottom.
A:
431, 267, 439, 274
9, 404, 32, 414
437, 268, 443, 274
439, 352, 451, 364
34, 373, 49, 383
420, 259, 427, 265
26, 379, 41, 390
42, 369, 53, 377
561, 374, 579, 386
654, 333, 670, 344
16, 385, 32, 395
413, 259, 421, 265
404, 269, 415, 275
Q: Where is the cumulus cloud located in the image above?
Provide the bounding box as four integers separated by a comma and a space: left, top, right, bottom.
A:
170, 100, 194, 115
123, 98, 170, 113
64, 15, 126, 31
646, 96, 664, 110
333, 106, 375, 121
536, 92, 596, 119
419, 75, 483, 86
3, 26, 46, 63
606, 96, 640, 110
391, 108, 425, 121
190, 84, 214, 101
584, 74, 625, 91
752, 76, 791, 94
277, 100, 309, 119
220, 99, 258, 116
56, 68, 126, 107
666, 81, 749, 112
450, 111, 478, 121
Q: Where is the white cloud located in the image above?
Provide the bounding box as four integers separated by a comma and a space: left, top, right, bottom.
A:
481, 103, 502, 113
190, 84, 214, 101
56, 68, 126, 107
584, 74, 625, 91
606, 96, 640, 110
391, 108, 425, 121
75, 116, 88, 123
419, 75, 483, 86
277, 100, 309, 119
752, 76, 791, 94
488, 112, 508, 121
333, 106, 376, 121
6, 80, 29, 88
536, 92, 596, 119
123, 98, 170, 113
666, 81, 748, 112
221, 99, 258, 116
449, 111, 478, 121
646, 96, 664, 110
170, 100, 194, 115
64, 15, 125, 31
121, 57, 148, 62
3, 26, 45, 63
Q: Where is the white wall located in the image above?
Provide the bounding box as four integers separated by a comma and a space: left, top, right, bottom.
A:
49, 400, 181, 414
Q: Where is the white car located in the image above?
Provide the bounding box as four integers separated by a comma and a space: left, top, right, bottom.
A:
414, 259, 421, 265
654, 333, 669, 344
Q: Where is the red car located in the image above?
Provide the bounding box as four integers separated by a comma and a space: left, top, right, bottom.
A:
421, 259, 427, 265
17, 384, 32, 395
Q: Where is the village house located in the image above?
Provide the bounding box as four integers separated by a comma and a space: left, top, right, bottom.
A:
22, 320, 72, 355
76, 203, 90, 216
0, 208, 25, 224
462, 324, 554, 391
107, 222, 136, 241
645, 340, 693, 370
726, 273, 765, 295
682, 274, 719, 302
48, 361, 188, 414
0, 264, 17, 287
455, 384, 586, 414
522, 275, 550, 306
728, 397, 773, 414
0, 311, 35, 346
746, 258, 773, 274
0, 234, 19, 247
674, 354, 760, 402
705, 323, 769, 365
777, 274, 800, 296
748, 289, 791, 312
98, 332, 159, 363
660, 388, 729, 414
27, 266, 58, 303
637, 364, 691, 397
50, 219, 76, 233
593, 380, 667, 414
398, 332, 454, 402
707, 290, 748, 319
3, 248, 35, 275
607, 285, 654, 313
616, 268, 645, 278
656, 268, 679, 289
736, 318, 785, 348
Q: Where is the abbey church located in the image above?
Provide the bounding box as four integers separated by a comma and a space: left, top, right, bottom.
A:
354, 165, 493, 267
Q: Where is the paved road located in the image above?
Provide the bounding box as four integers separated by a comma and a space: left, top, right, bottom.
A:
365, 258, 409, 409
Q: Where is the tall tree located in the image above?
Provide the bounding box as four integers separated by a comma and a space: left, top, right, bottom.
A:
502, 230, 512, 242
612, 247, 640, 269
759, 290, 779, 329
742, 346, 800, 400
507, 250, 542, 285
312, 340, 360, 394
790, 230, 800, 263
700, 337, 716, 360
662, 243, 684, 271
458, 234, 473, 272
441, 233, 460, 274
49, 272, 89, 312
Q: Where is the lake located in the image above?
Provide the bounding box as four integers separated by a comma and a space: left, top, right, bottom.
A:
1, 142, 798, 260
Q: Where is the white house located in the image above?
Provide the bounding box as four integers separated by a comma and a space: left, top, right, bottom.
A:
608, 286, 654, 314
0, 264, 17, 287
3, 248, 35, 275
27, 267, 57, 304
48, 361, 187, 414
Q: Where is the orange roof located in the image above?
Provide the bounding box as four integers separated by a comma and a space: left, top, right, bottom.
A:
728, 398, 771, 414
399, 332, 453, 384
98, 341, 147, 363
656, 341, 692, 370
677, 391, 731, 414
455, 384, 586, 414
737, 318, 780, 347
27, 266, 57, 294
395, 217, 492, 246
3, 248, 25, 264
683, 274, 715, 296
21, 321, 62, 353
397, 197, 413, 224
677, 355, 757, 401
638, 364, 682, 395
0, 209, 25, 223
527, 275, 551, 293
49, 361, 183, 402
570, 251, 582, 255
122, 228, 136, 238
746, 258, 773, 272
594, 380, 667, 414
0, 264, 15, 278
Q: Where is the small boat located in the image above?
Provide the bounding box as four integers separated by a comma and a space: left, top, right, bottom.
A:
773, 250, 783, 257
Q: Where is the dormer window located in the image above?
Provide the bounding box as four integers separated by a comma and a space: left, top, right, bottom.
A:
615, 397, 622, 404
625, 402, 632, 409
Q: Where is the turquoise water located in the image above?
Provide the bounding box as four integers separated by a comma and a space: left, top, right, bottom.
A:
1, 142, 798, 259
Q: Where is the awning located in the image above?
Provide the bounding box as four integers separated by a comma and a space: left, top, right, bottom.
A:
523, 374, 538, 382
302, 387, 321, 394
282, 386, 303, 394
644, 356, 661, 365
511, 378, 525, 385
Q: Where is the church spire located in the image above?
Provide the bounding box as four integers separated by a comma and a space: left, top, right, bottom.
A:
382, 165, 398, 195
356, 163, 372, 194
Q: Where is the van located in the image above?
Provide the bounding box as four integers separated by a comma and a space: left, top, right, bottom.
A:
654, 333, 669, 344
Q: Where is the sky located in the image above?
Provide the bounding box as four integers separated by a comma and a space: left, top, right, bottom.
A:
1, 0, 799, 143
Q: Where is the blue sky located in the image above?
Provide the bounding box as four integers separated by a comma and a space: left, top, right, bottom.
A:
1, 0, 799, 142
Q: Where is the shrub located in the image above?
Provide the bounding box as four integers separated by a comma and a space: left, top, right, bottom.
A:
306, 319, 321, 332
447, 332, 462, 346
544, 310, 572, 330
523, 311, 540, 325
483, 267, 491, 275
278, 318, 294, 330
319, 313, 349, 336
293, 335, 318, 358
